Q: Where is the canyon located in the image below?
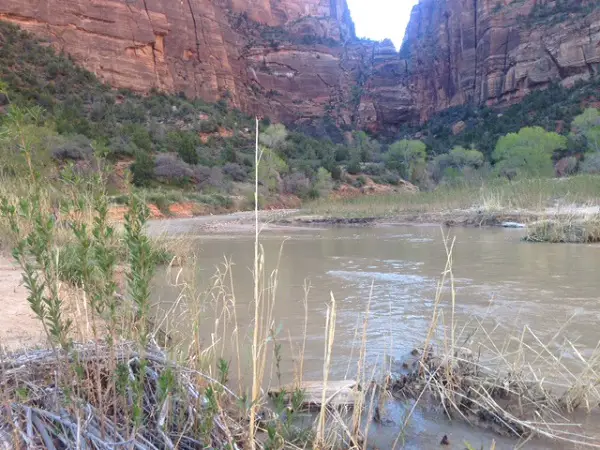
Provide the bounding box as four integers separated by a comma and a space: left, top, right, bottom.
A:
0, 0, 598, 133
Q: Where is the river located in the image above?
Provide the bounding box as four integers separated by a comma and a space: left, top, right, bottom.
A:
152, 223, 600, 449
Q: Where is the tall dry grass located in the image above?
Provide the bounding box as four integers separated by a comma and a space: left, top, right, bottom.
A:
306, 175, 600, 219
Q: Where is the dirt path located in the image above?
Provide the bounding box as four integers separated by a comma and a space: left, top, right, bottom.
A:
0, 255, 44, 350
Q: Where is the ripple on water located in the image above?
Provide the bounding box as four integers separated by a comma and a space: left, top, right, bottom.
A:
327, 270, 429, 285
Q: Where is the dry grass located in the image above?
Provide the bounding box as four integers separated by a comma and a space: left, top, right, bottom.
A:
388, 231, 600, 448
305, 176, 600, 220
0, 342, 244, 449
524, 213, 600, 243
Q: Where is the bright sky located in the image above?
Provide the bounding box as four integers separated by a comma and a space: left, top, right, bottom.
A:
346, 0, 419, 49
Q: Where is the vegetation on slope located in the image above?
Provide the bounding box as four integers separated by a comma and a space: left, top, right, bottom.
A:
1, 19, 600, 218
395, 79, 600, 159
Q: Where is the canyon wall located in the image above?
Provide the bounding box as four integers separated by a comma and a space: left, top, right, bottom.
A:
0, 0, 599, 132
398, 0, 600, 121
0, 0, 359, 128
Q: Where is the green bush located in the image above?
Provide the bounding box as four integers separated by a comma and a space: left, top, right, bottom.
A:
166, 131, 199, 165
493, 127, 567, 178
385, 139, 427, 182
131, 151, 155, 187
346, 156, 362, 175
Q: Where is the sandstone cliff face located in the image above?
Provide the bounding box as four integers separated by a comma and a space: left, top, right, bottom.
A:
399, 0, 600, 122
0, 0, 598, 132
0, 0, 356, 127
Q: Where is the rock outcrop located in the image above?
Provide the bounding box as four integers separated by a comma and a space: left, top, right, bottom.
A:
0, 0, 598, 132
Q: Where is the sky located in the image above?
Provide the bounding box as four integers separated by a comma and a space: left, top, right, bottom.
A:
346, 0, 419, 49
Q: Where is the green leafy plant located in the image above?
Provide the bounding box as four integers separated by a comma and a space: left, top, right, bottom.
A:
385, 139, 427, 184
124, 193, 157, 346
493, 126, 567, 178
0, 192, 71, 349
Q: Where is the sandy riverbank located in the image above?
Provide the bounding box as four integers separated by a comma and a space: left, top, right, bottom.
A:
0, 255, 44, 350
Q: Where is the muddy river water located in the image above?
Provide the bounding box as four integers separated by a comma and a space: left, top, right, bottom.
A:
153, 223, 600, 449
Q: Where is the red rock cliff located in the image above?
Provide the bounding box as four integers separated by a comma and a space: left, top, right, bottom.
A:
0, 0, 598, 131
0, 0, 357, 126
397, 0, 600, 121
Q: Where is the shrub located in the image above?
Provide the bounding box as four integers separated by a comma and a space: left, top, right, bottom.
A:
197, 119, 219, 134
430, 146, 484, 183
314, 167, 333, 195
131, 151, 155, 187
52, 134, 94, 161
330, 165, 342, 180
555, 156, 579, 177
335, 145, 351, 162
192, 164, 211, 185
125, 124, 153, 152
346, 150, 362, 175
353, 175, 367, 188
206, 166, 225, 190
256, 147, 288, 192
281, 172, 311, 197
108, 135, 138, 158
260, 123, 288, 150
382, 172, 401, 185
222, 162, 248, 182
166, 131, 200, 165
154, 153, 193, 184
352, 131, 381, 162
581, 153, 600, 174
194, 165, 226, 190
362, 163, 386, 176
385, 139, 427, 182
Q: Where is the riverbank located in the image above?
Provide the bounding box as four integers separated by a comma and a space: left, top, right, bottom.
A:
137, 175, 600, 235
300, 175, 600, 224
142, 202, 600, 237
0, 255, 44, 350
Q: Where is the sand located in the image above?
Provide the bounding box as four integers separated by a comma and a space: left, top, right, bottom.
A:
0, 255, 44, 350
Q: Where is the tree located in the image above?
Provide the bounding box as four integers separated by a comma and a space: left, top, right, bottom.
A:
385, 139, 427, 182
431, 146, 484, 183
259, 124, 288, 150
315, 167, 333, 196
572, 108, 600, 152
125, 124, 153, 152
493, 126, 567, 178
352, 131, 381, 162
447, 146, 484, 168
166, 131, 199, 165
131, 151, 155, 187
256, 146, 288, 192
346, 150, 362, 175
